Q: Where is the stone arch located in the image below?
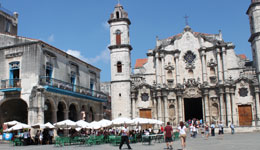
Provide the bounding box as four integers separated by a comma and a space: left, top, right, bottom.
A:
57, 101, 67, 122
69, 103, 78, 121
88, 106, 95, 122
0, 98, 28, 125
44, 99, 55, 123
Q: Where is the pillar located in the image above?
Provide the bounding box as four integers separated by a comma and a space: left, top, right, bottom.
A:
153, 98, 158, 120
177, 96, 183, 122
52, 109, 57, 123
132, 98, 136, 119
201, 50, 208, 82
156, 53, 161, 84
230, 87, 237, 126
254, 86, 260, 126
216, 48, 223, 83
163, 96, 168, 123
203, 89, 210, 123
225, 87, 232, 126
64, 110, 69, 120
157, 91, 162, 121
219, 88, 225, 123
161, 54, 166, 84
221, 47, 227, 80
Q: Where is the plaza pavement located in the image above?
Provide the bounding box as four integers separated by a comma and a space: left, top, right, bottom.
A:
0, 132, 260, 150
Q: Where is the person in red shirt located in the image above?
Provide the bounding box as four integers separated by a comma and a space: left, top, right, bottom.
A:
164, 122, 173, 149
160, 125, 164, 133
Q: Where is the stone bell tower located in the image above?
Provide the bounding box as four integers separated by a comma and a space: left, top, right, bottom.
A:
108, 3, 132, 119
247, 0, 260, 82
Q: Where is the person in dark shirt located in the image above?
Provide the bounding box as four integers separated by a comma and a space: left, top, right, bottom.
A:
164, 122, 173, 149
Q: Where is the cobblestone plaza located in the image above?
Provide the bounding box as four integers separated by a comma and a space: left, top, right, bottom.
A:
1, 132, 260, 150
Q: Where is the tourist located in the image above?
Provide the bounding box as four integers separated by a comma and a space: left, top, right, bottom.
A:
218, 121, 224, 135
204, 123, 209, 140
178, 121, 187, 150
192, 124, 197, 138
211, 122, 215, 136
39, 130, 43, 145
119, 124, 132, 150
189, 124, 193, 137
160, 125, 164, 133
164, 122, 173, 149
230, 123, 235, 134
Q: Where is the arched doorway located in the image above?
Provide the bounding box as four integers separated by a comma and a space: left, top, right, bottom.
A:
44, 99, 53, 123
69, 104, 77, 121
0, 99, 28, 124
57, 102, 66, 122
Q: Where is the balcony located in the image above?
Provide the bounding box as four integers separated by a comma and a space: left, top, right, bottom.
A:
39, 76, 107, 102
0, 79, 21, 92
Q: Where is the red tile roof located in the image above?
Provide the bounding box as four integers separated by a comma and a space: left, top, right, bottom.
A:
135, 58, 148, 68
238, 54, 247, 60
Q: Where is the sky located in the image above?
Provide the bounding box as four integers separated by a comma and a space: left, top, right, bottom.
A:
0, 0, 252, 82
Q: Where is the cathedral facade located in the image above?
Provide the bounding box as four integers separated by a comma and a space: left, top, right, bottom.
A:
109, 1, 260, 127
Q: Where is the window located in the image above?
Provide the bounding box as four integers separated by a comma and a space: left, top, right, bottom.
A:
46, 62, 53, 83
9, 61, 20, 87
115, 30, 121, 45
117, 62, 122, 73
116, 11, 120, 19
184, 51, 196, 64
5, 21, 11, 33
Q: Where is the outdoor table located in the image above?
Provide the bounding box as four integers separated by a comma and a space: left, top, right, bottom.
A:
142, 134, 156, 145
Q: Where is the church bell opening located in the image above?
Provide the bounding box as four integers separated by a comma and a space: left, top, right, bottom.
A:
184, 98, 203, 121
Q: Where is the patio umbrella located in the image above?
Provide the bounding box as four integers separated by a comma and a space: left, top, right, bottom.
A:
5, 123, 31, 132
133, 118, 150, 125
54, 119, 77, 129
31, 123, 46, 129
76, 120, 90, 128
112, 117, 134, 126
87, 121, 101, 130
3, 120, 21, 126
98, 119, 112, 128
148, 119, 163, 125
44, 122, 55, 129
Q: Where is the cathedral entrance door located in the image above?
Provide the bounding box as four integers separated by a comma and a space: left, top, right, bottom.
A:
139, 109, 152, 129
184, 98, 203, 121
238, 105, 252, 126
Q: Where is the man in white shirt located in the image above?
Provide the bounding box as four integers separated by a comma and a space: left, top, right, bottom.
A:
119, 124, 132, 150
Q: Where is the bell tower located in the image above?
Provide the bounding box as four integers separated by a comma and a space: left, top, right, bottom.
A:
247, 0, 260, 81
108, 3, 132, 119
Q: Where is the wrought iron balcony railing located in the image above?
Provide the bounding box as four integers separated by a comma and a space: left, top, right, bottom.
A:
39, 76, 107, 101
0, 79, 21, 89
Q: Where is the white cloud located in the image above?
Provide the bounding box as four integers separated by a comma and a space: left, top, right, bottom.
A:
66, 48, 110, 65
47, 34, 55, 42
102, 21, 110, 30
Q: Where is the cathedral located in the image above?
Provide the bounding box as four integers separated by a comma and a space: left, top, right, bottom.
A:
108, 1, 260, 128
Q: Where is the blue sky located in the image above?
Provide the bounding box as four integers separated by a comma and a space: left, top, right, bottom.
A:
0, 0, 252, 82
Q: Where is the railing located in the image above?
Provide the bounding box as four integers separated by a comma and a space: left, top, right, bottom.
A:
39, 76, 108, 101
0, 79, 21, 89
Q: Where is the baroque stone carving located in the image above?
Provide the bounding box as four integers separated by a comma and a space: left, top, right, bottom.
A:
183, 88, 201, 98
141, 93, 149, 102
239, 88, 248, 97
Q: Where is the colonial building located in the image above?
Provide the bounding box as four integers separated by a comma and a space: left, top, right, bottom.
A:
108, 2, 260, 127
0, 6, 107, 126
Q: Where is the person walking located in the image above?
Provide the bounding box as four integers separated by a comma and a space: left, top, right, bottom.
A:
230, 123, 235, 134
119, 124, 132, 150
218, 121, 224, 136
164, 122, 173, 149
204, 123, 209, 140
210, 122, 215, 136
178, 121, 187, 150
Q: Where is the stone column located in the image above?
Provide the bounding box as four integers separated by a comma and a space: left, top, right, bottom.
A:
225, 87, 232, 126
203, 89, 210, 123
64, 110, 69, 120
131, 96, 136, 119
201, 50, 208, 82
156, 53, 161, 84
254, 86, 260, 126
157, 91, 162, 121
221, 47, 227, 80
175, 53, 180, 84
175, 98, 179, 124
52, 109, 57, 123
36, 88, 45, 124
219, 88, 225, 123
230, 87, 237, 126
163, 92, 169, 123
177, 96, 183, 122
161, 54, 166, 85
216, 48, 223, 83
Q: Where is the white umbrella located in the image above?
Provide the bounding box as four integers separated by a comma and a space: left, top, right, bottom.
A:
31, 123, 45, 129
5, 123, 31, 132
112, 117, 134, 126
133, 118, 150, 125
87, 121, 101, 130
54, 119, 77, 129
3, 120, 21, 126
98, 119, 112, 128
76, 120, 90, 128
44, 122, 55, 129
148, 119, 163, 125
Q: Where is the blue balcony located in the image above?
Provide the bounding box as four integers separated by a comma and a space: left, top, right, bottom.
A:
0, 79, 21, 92
39, 76, 107, 102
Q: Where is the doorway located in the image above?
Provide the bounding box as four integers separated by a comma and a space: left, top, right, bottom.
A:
238, 105, 252, 126
184, 98, 203, 121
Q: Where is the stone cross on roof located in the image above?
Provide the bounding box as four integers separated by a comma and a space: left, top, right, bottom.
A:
184, 15, 189, 26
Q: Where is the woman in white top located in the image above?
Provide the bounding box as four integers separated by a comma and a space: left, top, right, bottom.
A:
178, 121, 187, 150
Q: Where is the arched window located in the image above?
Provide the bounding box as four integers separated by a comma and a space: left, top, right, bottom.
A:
115, 30, 121, 45
117, 62, 122, 73
116, 11, 120, 19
